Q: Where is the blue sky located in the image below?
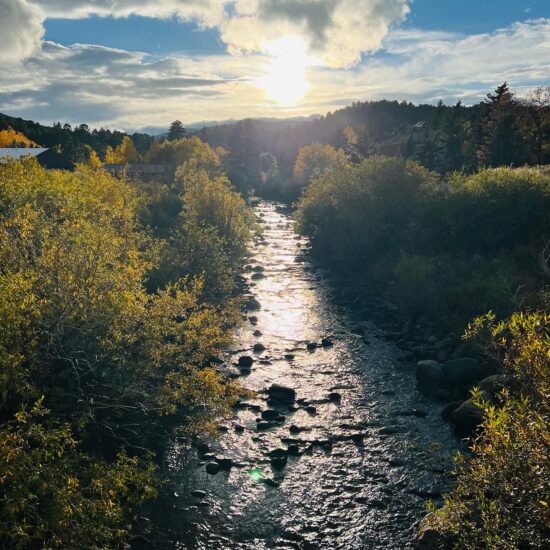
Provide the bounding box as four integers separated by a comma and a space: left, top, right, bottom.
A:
1, 1, 549, 130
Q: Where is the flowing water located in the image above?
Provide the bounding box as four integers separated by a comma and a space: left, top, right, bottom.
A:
151, 201, 458, 549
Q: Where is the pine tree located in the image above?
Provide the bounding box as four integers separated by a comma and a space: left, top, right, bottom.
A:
168, 120, 186, 141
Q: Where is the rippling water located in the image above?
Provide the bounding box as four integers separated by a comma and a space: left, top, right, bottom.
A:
150, 202, 458, 549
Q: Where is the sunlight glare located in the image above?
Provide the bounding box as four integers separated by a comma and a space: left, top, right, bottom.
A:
260, 36, 313, 104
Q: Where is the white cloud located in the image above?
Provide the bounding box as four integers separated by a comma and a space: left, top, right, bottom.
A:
0, 0, 44, 62
27, 1, 411, 68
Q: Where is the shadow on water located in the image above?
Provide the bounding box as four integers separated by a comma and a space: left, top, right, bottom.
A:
139, 201, 460, 550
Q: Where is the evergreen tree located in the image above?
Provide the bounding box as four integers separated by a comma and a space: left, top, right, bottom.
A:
168, 120, 186, 141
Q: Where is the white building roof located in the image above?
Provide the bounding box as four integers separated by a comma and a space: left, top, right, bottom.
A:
0, 148, 49, 159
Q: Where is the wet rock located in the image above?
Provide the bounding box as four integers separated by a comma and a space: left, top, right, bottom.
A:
269, 448, 288, 459
284, 354, 295, 360
287, 444, 300, 456
267, 384, 296, 404
328, 392, 342, 402
197, 500, 210, 507
253, 343, 266, 352
478, 374, 513, 397
271, 456, 287, 469
321, 338, 334, 347
238, 355, 254, 368
416, 360, 444, 388
442, 357, 489, 386
306, 405, 317, 414
261, 409, 279, 421
251, 273, 265, 280
215, 457, 233, 470
350, 432, 364, 443
205, 462, 220, 475
253, 330, 263, 337
416, 513, 455, 549
190, 490, 206, 498
252, 265, 265, 272
196, 442, 210, 455
217, 425, 229, 433
234, 424, 245, 433
248, 316, 258, 324
434, 337, 453, 351
289, 424, 302, 434
261, 478, 280, 487
450, 391, 490, 437
441, 403, 460, 422
246, 297, 261, 311
257, 421, 273, 430
306, 342, 318, 351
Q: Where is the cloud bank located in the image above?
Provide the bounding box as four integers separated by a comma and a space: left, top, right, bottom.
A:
0, 0, 44, 62
11, 1, 411, 68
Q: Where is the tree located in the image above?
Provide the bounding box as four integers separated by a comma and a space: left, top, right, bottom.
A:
293, 143, 346, 186
478, 82, 523, 167
0, 128, 37, 147
523, 86, 550, 166
105, 136, 140, 163
168, 120, 186, 141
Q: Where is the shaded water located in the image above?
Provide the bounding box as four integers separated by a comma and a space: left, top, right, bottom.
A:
154, 201, 458, 549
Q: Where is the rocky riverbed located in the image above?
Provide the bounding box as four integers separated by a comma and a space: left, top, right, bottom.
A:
144, 201, 462, 549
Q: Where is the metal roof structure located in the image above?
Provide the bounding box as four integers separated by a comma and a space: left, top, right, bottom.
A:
0, 148, 49, 159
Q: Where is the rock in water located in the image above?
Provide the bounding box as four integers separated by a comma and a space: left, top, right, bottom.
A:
267, 384, 296, 404
205, 462, 220, 475
238, 356, 254, 367
450, 391, 491, 437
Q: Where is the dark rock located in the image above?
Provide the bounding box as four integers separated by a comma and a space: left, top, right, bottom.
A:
284, 354, 295, 360
350, 432, 364, 443
215, 457, 233, 470
248, 316, 258, 323
252, 265, 265, 272
190, 490, 207, 498
253, 330, 263, 337
306, 405, 317, 414
321, 338, 334, 347
287, 444, 300, 456
246, 297, 261, 311
328, 392, 342, 402
289, 424, 302, 434
205, 462, 220, 475
234, 424, 245, 433
269, 448, 288, 459
251, 273, 265, 280
442, 357, 487, 386
450, 391, 490, 437
416, 513, 455, 549
261, 409, 279, 421
271, 457, 287, 469
196, 443, 210, 455
441, 403, 460, 422
267, 384, 296, 403
257, 421, 273, 430
478, 374, 513, 397
238, 355, 254, 367
306, 342, 318, 351
253, 343, 266, 352
416, 360, 443, 387
197, 500, 210, 507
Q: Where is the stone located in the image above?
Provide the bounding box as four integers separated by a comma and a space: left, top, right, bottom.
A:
205, 462, 220, 475
267, 384, 296, 403
321, 338, 334, 347
251, 273, 265, 280
450, 391, 491, 437
215, 457, 233, 470
270, 456, 287, 469
287, 444, 300, 456
196, 443, 210, 455
289, 424, 302, 434
246, 298, 261, 311
253, 343, 266, 352
306, 405, 317, 414
238, 356, 254, 367
234, 424, 245, 433
442, 357, 487, 386
269, 448, 288, 459
284, 354, 295, 360
261, 409, 279, 421
416, 360, 443, 387
328, 392, 342, 402
416, 513, 455, 549
478, 374, 513, 397
441, 403, 460, 422
306, 342, 318, 351
253, 330, 263, 337
257, 421, 273, 430
190, 490, 206, 498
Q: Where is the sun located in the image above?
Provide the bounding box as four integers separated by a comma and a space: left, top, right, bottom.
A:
259, 36, 314, 104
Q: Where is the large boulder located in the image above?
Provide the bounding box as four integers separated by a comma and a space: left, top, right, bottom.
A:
478, 374, 513, 397
450, 390, 491, 437
267, 384, 296, 404
416, 513, 454, 549
442, 357, 489, 387
416, 360, 444, 388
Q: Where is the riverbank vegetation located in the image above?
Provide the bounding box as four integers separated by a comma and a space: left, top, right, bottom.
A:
294, 153, 550, 548
0, 142, 253, 547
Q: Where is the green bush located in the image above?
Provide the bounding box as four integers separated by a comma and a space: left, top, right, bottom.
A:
426, 312, 550, 549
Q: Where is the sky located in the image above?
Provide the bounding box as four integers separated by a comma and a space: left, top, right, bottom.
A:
0, 1, 549, 132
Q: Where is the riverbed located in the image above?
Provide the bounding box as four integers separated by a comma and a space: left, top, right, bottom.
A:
150, 201, 458, 549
